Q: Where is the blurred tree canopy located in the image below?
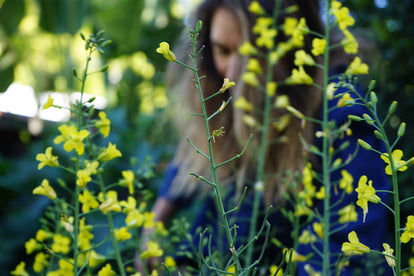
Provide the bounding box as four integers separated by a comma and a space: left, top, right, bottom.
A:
1, 0, 414, 272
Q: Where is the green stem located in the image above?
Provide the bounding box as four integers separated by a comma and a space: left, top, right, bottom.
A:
322, 0, 331, 274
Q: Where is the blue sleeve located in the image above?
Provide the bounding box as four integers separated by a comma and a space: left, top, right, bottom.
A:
296, 81, 392, 275
158, 164, 193, 207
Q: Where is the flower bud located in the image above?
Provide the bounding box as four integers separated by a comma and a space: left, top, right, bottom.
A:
374, 130, 384, 140
348, 115, 363, 121
397, 122, 406, 137
388, 101, 398, 115
358, 139, 372, 150
370, 91, 378, 104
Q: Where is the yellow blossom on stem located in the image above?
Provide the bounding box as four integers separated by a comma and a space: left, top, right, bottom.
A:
341, 231, 370, 255
156, 42, 176, 62
120, 196, 138, 213
338, 204, 358, 223
78, 217, 94, 250
96, 111, 110, 137
141, 241, 164, 259
256, 28, 278, 49
61, 215, 74, 233
33, 252, 49, 272
125, 209, 145, 228
381, 149, 408, 175
291, 18, 308, 47
165, 256, 177, 270
346, 57, 369, 75
25, 238, 42, 254
339, 169, 354, 194
341, 29, 359, 54
313, 222, 324, 238
119, 170, 135, 194
76, 160, 99, 189
239, 41, 258, 56
98, 142, 122, 162
243, 114, 259, 128
253, 17, 273, 34
51, 234, 71, 254
266, 81, 277, 97
99, 190, 122, 214
401, 215, 414, 243
79, 189, 99, 212
272, 114, 290, 132
11, 261, 29, 276
227, 265, 236, 273
337, 93, 354, 107
298, 230, 317, 244
42, 94, 54, 110
284, 17, 298, 36
315, 186, 325, 200
98, 263, 116, 276
286, 66, 313, 85
355, 175, 381, 222
332, 5, 355, 30
219, 78, 235, 93
36, 147, 59, 170
274, 95, 290, 108
311, 38, 327, 56
89, 250, 106, 268
234, 96, 254, 111
269, 265, 283, 276
246, 58, 262, 74
35, 229, 53, 242
382, 243, 395, 267
54, 124, 89, 155
242, 71, 260, 87
115, 227, 132, 242
294, 50, 315, 66
33, 179, 57, 200
144, 211, 156, 229
248, 1, 265, 15
283, 248, 307, 262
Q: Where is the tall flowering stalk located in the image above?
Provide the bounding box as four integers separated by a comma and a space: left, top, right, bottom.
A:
13, 31, 172, 276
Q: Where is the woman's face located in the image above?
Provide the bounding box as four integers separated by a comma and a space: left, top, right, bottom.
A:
210, 7, 243, 80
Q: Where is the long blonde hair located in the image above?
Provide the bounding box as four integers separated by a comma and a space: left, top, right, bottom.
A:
166, 0, 324, 204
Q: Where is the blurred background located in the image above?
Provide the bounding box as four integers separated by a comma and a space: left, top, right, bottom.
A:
0, 0, 413, 272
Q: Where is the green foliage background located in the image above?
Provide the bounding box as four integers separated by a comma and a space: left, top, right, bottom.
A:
0, 0, 413, 272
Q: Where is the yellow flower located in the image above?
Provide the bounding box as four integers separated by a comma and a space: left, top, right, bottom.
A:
33, 252, 49, 272
256, 28, 278, 49
25, 238, 42, 254
141, 241, 164, 259
291, 18, 308, 47
98, 263, 116, 276
298, 230, 317, 244
227, 264, 236, 273
339, 169, 354, 194
96, 111, 110, 138
78, 217, 94, 250
79, 189, 99, 212
382, 243, 395, 267
119, 170, 135, 194
338, 204, 358, 223
274, 95, 290, 108
253, 17, 273, 34
266, 81, 277, 97
284, 17, 298, 36
341, 231, 370, 255
248, 1, 265, 15
35, 229, 53, 242
115, 227, 132, 242
311, 38, 327, 56
272, 114, 290, 132
246, 58, 262, 74
346, 57, 369, 75
144, 211, 156, 229
332, 5, 355, 30
89, 250, 106, 268
315, 186, 325, 200
239, 41, 258, 56
381, 149, 408, 175
42, 94, 54, 109
401, 215, 414, 243
51, 234, 71, 254
61, 215, 74, 233
337, 93, 354, 107
313, 222, 323, 238
120, 196, 138, 213
76, 160, 99, 189
234, 96, 254, 111
243, 114, 259, 128
33, 179, 57, 200
341, 29, 359, 54
11, 261, 29, 276
156, 42, 176, 62
125, 209, 145, 228
98, 142, 122, 162
54, 124, 89, 155
286, 66, 313, 85
219, 78, 235, 93
165, 256, 176, 270
269, 265, 283, 276
294, 50, 315, 66
99, 190, 122, 214
36, 147, 59, 170
355, 175, 381, 222
283, 248, 307, 262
